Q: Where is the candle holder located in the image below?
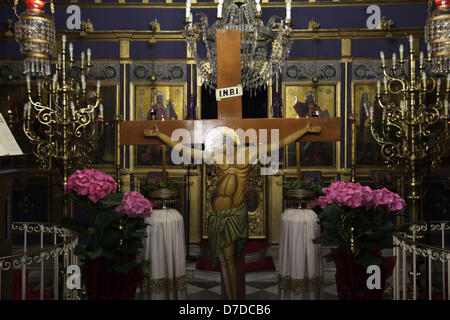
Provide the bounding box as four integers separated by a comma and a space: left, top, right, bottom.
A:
371, 35, 449, 223
22, 34, 103, 216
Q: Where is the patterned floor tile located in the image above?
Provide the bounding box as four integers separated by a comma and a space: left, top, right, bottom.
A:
246, 281, 279, 290
245, 291, 279, 300
187, 291, 222, 300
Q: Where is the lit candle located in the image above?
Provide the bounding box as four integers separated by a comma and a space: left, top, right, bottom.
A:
419, 51, 424, 68
377, 80, 381, 95
81, 51, 85, 69
26, 74, 30, 91
383, 76, 388, 92
392, 52, 396, 67
99, 103, 104, 118
380, 51, 385, 67
186, 0, 191, 19
422, 72, 427, 89
286, 0, 291, 22
69, 43, 73, 61
409, 35, 414, 51
189, 12, 193, 27
399, 44, 404, 61
217, 0, 223, 18
61, 34, 66, 51
87, 48, 91, 65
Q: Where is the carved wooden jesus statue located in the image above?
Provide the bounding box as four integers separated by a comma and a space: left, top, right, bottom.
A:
145, 122, 321, 299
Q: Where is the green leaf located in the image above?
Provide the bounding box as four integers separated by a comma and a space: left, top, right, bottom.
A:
85, 247, 103, 260
95, 211, 122, 232
113, 257, 138, 274
98, 193, 124, 210
61, 217, 90, 238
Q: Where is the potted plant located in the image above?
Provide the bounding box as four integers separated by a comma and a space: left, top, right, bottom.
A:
283, 180, 323, 201
312, 181, 408, 300
60, 169, 153, 300
141, 176, 179, 201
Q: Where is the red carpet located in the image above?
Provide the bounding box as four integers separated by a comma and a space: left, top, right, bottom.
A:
196, 239, 276, 273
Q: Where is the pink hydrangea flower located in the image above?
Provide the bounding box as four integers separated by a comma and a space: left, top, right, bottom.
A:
64, 169, 117, 203
318, 181, 406, 212
115, 191, 153, 219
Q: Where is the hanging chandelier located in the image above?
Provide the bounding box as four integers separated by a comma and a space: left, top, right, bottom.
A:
425, 0, 450, 75
13, 0, 55, 76
184, 0, 293, 91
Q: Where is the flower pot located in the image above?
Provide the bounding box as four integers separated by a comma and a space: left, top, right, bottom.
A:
81, 258, 143, 300
331, 248, 396, 300
147, 188, 179, 200
283, 188, 316, 201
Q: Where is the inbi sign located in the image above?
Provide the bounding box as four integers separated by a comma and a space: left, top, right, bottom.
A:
216, 84, 243, 102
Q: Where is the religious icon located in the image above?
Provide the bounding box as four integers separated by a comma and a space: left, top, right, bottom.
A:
283, 83, 337, 167
354, 82, 384, 166
134, 83, 186, 167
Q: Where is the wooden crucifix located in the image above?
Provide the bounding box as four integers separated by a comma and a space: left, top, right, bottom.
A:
120, 30, 340, 300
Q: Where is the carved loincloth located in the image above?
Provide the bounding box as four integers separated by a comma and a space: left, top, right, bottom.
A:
207, 202, 249, 267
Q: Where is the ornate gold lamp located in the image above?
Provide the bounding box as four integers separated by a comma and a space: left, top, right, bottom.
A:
13, 0, 55, 75
371, 35, 449, 223
23, 35, 104, 215
425, 0, 450, 75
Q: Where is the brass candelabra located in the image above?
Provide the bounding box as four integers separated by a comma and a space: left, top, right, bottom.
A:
370, 35, 449, 223
23, 34, 104, 216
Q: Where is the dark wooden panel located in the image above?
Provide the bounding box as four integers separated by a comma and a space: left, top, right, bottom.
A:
120, 118, 341, 145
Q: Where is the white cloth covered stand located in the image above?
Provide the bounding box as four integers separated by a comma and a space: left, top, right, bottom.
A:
139, 208, 187, 300
279, 208, 324, 300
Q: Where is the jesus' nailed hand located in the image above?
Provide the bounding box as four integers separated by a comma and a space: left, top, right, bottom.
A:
143, 121, 321, 175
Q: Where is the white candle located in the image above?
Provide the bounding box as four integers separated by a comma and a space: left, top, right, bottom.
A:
69, 43, 73, 61
70, 101, 75, 117
445, 100, 449, 117
427, 44, 432, 60
217, 0, 223, 18
370, 106, 374, 122
61, 34, 66, 51
399, 44, 404, 61
186, 0, 191, 19
409, 35, 414, 50
437, 78, 441, 93
26, 74, 30, 91
37, 79, 41, 96
81, 74, 86, 90
400, 100, 405, 117
99, 103, 104, 118
96, 80, 101, 92
27, 102, 31, 118
380, 51, 385, 67
383, 76, 388, 91
286, 1, 291, 21
392, 52, 396, 67
87, 48, 91, 65
422, 72, 427, 89
377, 80, 381, 95
420, 51, 424, 67
52, 74, 57, 90
23, 103, 27, 118
81, 51, 85, 69
255, 0, 261, 15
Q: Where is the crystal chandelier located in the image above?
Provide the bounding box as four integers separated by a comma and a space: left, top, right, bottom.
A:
13, 0, 55, 76
371, 35, 449, 222
184, 0, 293, 91
425, 0, 450, 75
23, 34, 104, 192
